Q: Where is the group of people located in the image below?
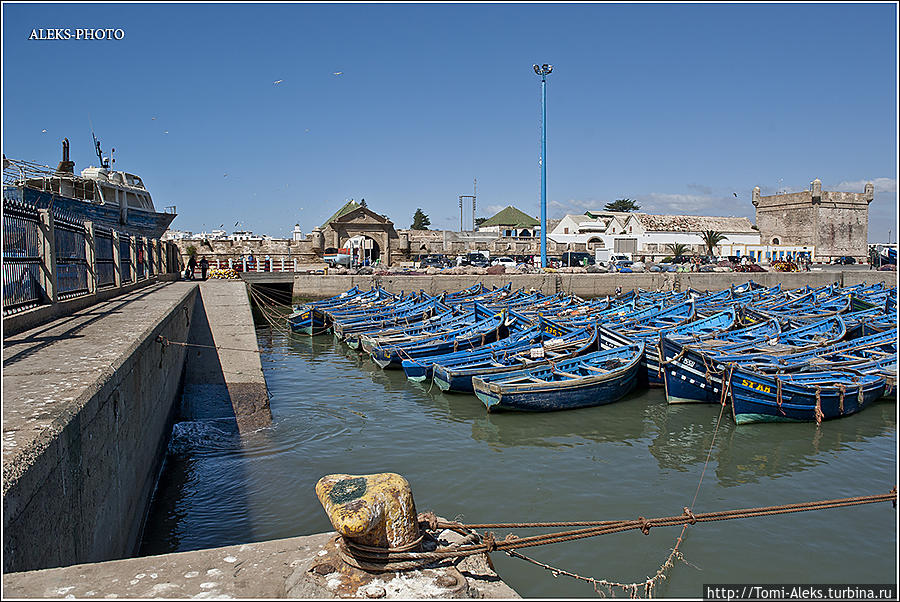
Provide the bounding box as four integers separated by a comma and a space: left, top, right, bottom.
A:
185, 255, 210, 280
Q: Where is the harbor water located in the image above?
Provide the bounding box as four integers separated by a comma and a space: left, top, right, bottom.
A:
140, 321, 897, 598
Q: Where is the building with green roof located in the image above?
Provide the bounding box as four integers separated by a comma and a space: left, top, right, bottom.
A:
477, 205, 540, 237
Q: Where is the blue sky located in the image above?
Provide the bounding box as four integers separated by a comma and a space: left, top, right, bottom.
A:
3, 3, 897, 241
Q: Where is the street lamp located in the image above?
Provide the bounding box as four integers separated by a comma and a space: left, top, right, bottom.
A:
533, 63, 552, 268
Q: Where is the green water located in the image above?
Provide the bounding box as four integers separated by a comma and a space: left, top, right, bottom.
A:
141, 326, 897, 598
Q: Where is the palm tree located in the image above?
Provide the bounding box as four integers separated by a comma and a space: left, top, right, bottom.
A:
604, 198, 640, 212
668, 243, 690, 261
700, 230, 728, 257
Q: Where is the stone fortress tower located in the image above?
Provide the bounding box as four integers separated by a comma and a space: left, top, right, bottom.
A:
752, 178, 874, 263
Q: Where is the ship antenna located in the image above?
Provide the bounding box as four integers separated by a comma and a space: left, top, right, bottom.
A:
89, 118, 109, 168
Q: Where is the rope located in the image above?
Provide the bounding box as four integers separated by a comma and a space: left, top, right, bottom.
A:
814, 386, 824, 424
336, 491, 896, 569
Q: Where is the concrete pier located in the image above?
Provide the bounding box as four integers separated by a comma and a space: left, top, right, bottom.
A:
1, 530, 520, 598
2, 282, 198, 574
181, 280, 271, 432
285, 270, 896, 300
2, 279, 271, 575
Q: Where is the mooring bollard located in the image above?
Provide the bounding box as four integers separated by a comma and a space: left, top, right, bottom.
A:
315, 473, 420, 550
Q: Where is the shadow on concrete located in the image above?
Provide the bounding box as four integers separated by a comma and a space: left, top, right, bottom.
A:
2, 285, 167, 367
138, 292, 255, 556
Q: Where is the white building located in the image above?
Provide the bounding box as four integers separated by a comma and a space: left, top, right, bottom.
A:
161, 229, 193, 241
292, 224, 304, 241
230, 230, 264, 242
549, 211, 761, 260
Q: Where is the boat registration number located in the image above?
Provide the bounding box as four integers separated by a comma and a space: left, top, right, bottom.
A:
682, 357, 695, 368
741, 379, 771, 394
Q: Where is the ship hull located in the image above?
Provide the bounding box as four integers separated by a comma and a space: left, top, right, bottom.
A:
6, 186, 176, 239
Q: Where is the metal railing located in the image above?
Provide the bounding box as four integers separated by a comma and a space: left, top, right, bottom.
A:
54, 210, 89, 300
95, 226, 116, 288
2, 195, 181, 319
120, 234, 132, 284
136, 238, 146, 281
2, 198, 44, 313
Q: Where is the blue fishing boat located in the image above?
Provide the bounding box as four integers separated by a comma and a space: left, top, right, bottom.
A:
400, 314, 564, 382
359, 303, 502, 355
727, 367, 886, 424
331, 295, 445, 342
471, 343, 644, 412
431, 324, 602, 393
369, 311, 518, 369
601, 308, 736, 387
288, 286, 376, 334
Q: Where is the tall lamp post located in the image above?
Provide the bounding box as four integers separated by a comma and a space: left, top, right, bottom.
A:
533, 63, 552, 268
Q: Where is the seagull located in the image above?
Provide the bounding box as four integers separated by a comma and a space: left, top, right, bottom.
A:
151, 117, 157, 120
163, 130, 169, 135
273, 79, 283, 85
332, 71, 343, 76
733, 192, 738, 197
223, 173, 228, 178
41, 129, 47, 133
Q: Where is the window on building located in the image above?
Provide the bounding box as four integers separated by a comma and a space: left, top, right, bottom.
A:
564, 228, 569, 234
772, 237, 780, 245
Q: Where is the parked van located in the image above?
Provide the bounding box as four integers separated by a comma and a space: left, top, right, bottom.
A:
560, 251, 595, 267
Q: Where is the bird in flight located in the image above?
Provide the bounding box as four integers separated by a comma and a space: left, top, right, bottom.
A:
733, 192, 738, 197
41, 129, 47, 133
332, 71, 343, 76
224, 173, 228, 178
151, 117, 157, 121
273, 79, 283, 85
163, 131, 169, 135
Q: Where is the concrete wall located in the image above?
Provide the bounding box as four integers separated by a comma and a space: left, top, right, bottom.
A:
289, 271, 897, 300
181, 281, 271, 432
2, 284, 198, 573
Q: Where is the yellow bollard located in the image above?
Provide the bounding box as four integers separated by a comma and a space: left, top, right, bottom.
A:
316, 473, 420, 550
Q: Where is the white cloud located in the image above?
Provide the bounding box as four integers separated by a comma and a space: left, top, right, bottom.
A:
636, 192, 755, 219
832, 177, 896, 194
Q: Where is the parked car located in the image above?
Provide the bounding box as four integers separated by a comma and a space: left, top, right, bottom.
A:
832, 256, 856, 265
491, 256, 517, 269
458, 252, 490, 268
418, 255, 448, 269
560, 251, 595, 267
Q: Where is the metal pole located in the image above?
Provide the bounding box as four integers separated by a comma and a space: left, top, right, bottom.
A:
540, 73, 548, 268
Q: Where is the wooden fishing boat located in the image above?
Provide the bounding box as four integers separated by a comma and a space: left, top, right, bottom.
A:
399, 314, 552, 382
727, 367, 886, 424
332, 296, 448, 343
471, 343, 644, 412
369, 311, 518, 369
431, 325, 602, 393
287, 286, 384, 334
359, 303, 503, 355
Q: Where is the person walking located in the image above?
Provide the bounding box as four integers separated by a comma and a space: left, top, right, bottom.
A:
199, 256, 210, 280
186, 254, 197, 280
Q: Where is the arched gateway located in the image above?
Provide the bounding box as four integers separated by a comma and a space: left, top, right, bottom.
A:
315, 201, 400, 266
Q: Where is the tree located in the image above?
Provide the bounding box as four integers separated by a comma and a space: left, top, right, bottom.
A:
700, 230, 728, 257
475, 217, 488, 227
668, 242, 690, 260
411, 208, 431, 230
604, 198, 640, 212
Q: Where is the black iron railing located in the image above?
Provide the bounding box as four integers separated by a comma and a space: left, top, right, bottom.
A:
2, 198, 45, 314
